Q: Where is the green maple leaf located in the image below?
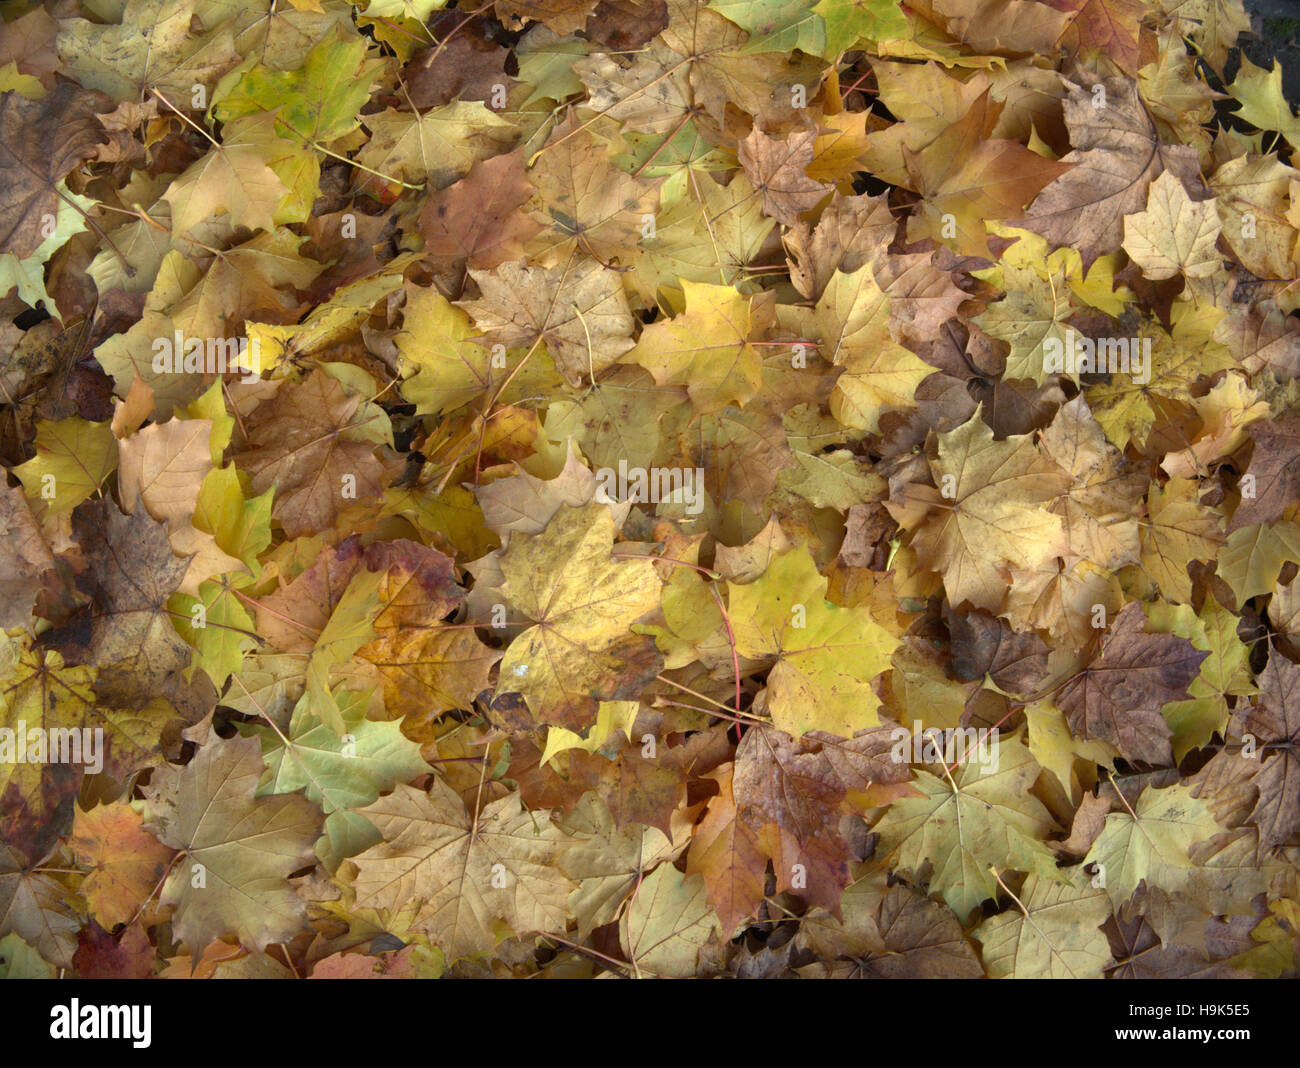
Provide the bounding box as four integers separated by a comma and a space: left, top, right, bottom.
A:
214, 30, 382, 149
874, 733, 1062, 919
813, 0, 909, 54
973, 871, 1112, 979
246, 692, 432, 869
1084, 782, 1224, 909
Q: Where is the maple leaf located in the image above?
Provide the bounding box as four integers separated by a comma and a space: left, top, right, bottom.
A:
0, 83, 105, 258
685, 762, 768, 935
1050, 0, 1146, 75
813, 264, 934, 433
159, 118, 290, 237
56, 0, 240, 104
575, 36, 693, 135
357, 542, 502, 718
973, 258, 1072, 385
1140, 476, 1225, 603
0, 843, 79, 967
1229, 56, 1300, 154
70, 802, 175, 930
495, 502, 662, 732
1084, 782, 1224, 908
71, 499, 215, 727
1122, 171, 1222, 281
902, 409, 1070, 616
458, 259, 636, 387
496, 0, 601, 35
214, 29, 380, 150
874, 733, 1061, 919
1018, 72, 1203, 270
530, 741, 685, 837
118, 415, 244, 596
785, 190, 895, 301
927, 0, 1072, 53
727, 546, 898, 737
1233, 655, 1300, 853
0, 482, 56, 632
0, 641, 100, 854
814, 0, 909, 53
1229, 413, 1300, 531
657, 0, 826, 128
346, 779, 576, 962
736, 127, 828, 227
1040, 396, 1144, 571
419, 150, 541, 270
236, 370, 398, 538
1146, 594, 1254, 760
619, 864, 722, 977
624, 281, 769, 413
797, 875, 984, 978
71, 920, 155, 980
973, 870, 1112, 979
248, 698, 432, 869
356, 103, 515, 193
143, 733, 322, 956
902, 89, 1071, 258
631, 171, 774, 302
559, 791, 683, 937
1057, 602, 1209, 765
732, 722, 907, 910
526, 118, 661, 266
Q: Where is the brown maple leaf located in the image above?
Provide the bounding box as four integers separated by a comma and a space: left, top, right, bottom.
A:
784, 190, 896, 301
420, 150, 541, 270
1057, 602, 1209, 765
0, 482, 56, 632
685, 762, 768, 936
71, 920, 155, 979
1049, 0, 1147, 75
458, 259, 636, 386
903, 89, 1072, 258
236, 370, 399, 538
494, 0, 601, 35
406, 34, 512, 109
0, 83, 107, 257
737, 127, 829, 228
1228, 414, 1300, 532
70, 499, 214, 723
946, 607, 1050, 696
1233, 655, 1300, 852
253, 536, 368, 654
734, 723, 909, 913
143, 733, 322, 957
1017, 71, 1204, 270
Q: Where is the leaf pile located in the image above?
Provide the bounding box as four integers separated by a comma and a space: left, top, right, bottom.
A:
3, 0, 1300, 979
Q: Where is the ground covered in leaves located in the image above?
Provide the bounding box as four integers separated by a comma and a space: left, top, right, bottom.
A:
2, 0, 1300, 979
